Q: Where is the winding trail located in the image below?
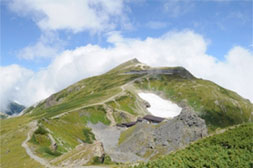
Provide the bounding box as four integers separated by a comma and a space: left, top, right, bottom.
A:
21, 70, 244, 167
22, 121, 55, 168
50, 88, 126, 119
22, 75, 146, 167
22, 121, 108, 168
51, 75, 145, 120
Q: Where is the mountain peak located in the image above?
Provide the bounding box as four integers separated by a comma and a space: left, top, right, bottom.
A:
129, 58, 141, 63
2, 57, 252, 168
107, 58, 149, 74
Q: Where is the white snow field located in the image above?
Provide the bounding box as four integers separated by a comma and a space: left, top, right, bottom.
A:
138, 92, 182, 118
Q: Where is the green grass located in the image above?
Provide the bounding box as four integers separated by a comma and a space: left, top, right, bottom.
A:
134, 122, 253, 168
115, 95, 137, 115
30, 72, 142, 119
107, 91, 138, 116
0, 116, 43, 168
90, 154, 113, 165
28, 125, 63, 158
82, 105, 111, 125
2, 61, 252, 167
29, 133, 50, 146
41, 113, 91, 150
82, 127, 95, 144
118, 125, 137, 145
24, 104, 111, 161
135, 75, 253, 129
34, 126, 48, 135
38, 147, 62, 157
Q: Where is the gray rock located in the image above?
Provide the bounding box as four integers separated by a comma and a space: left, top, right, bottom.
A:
88, 107, 207, 163
88, 122, 142, 163
153, 107, 208, 148
125, 67, 195, 79
117, 106, 208, 161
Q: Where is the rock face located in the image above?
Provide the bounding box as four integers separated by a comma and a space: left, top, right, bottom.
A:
117, 107, 207, 162
125, 67, 195, 79
153, 107, 208, 147
89, 107, 208, 163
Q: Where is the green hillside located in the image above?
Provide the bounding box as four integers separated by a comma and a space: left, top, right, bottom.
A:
134, 122, 253, 168
134, 74, 252, 130
1, 59, 252, 168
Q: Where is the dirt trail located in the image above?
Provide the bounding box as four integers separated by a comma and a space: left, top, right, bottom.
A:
22, 75, 146, 168
104, 105, 116, 126
22, 121, 56, 168
22, 121, 108, 168
51, 89, 125, 120
51, 75, 146, 120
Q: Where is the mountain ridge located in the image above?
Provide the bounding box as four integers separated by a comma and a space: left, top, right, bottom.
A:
1, 59, 252, 168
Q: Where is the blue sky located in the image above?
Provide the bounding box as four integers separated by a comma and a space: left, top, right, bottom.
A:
0, 0, 253, 109
1, 0, 252, 70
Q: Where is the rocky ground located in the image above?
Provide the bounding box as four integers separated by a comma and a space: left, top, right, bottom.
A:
87, 122, 143, 163
88, 106, 208, 163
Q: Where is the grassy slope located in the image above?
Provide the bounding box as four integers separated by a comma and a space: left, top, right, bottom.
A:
0, 116, 43, 168
6, 60, 145, 161
134, 122, 253, 168
1, 59, 252, 167
29, 105, 111, 159
30, 73, 142, 119
134, 74, 253, 130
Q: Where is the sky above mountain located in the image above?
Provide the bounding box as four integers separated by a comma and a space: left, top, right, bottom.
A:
0, 0, 253, 110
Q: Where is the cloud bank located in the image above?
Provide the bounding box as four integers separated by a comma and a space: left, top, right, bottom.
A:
6, 0, 132, 61
1, 30, 252, 112
7, 0, 128, 33
17, 32, 65, 60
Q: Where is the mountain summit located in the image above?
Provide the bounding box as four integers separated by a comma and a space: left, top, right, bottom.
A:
1, 59, 252, 168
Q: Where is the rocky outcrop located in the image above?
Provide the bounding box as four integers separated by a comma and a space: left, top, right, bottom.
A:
117, 107, 207, 162
44, 94, 59, 108
88, 107, 208, 163
153, 107, 207, 147
87, 122, 143, 163
125, 67, 195, 79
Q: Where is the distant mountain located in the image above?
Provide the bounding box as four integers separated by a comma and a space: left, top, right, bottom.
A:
1, 58, 252, 168
0, 112, 8, 119
4, 101, 25, 116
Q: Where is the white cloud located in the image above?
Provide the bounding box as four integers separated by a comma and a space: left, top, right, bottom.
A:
1, 30, 252, 111
7, 0, 130, 60
17, 32, 64, 60
210, 46, 253, 101
7, 0, 128, 33
0, 65, 33, 112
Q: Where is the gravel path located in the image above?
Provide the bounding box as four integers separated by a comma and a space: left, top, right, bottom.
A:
22, 75, 147, 167
51, 85, 126, 120
50, 75, 146, 120
22, 121, 56, 168
88, 123, 142, 163
22, 121, 110, 168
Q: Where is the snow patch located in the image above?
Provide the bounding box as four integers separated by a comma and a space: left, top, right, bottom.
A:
138, 92, 182, 118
